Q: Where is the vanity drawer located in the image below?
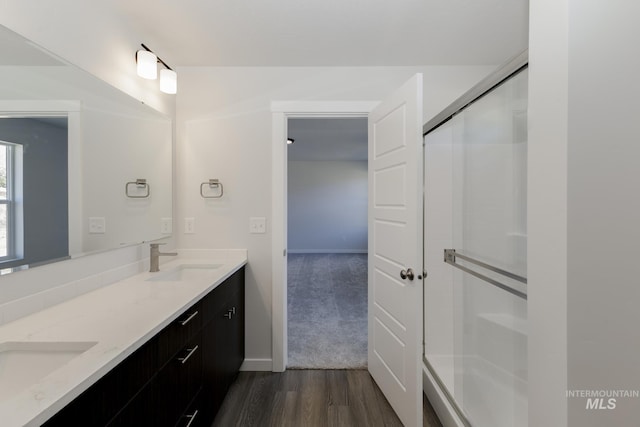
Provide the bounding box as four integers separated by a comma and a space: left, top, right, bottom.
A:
42, 337, 158, 427
158, 301, 202, 364
156, 332, 203, 427
105, 379, 156, 427
175, 389, 206, 427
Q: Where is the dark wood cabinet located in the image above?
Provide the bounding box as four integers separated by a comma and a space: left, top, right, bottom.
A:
200, 267, 245, 423
42, 267, 245, 427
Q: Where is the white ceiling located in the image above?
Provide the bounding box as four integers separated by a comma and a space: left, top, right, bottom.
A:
287, 118, 368, 161
113, 0, 529, 67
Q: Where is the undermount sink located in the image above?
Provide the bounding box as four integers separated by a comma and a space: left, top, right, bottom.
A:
0, 341, 97, 401
146, 263, 223, 282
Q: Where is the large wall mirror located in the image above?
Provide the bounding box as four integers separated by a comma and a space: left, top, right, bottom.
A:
0, 24, 172, 273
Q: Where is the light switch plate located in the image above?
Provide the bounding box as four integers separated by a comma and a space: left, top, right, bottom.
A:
161, 218, 172, 234
184, 217, 195, 234
89, 217, 106, 234
249, 217, 266, 234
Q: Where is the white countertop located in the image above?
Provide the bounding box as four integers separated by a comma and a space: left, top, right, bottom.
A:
0, 249, 247, 427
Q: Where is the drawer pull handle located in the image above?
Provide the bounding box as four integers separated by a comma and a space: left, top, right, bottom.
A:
223, 307, 236, 320
177, 345, 199, 364
223, 306, 237, 320
184, 409, 199, 427
179, 310, 199, 326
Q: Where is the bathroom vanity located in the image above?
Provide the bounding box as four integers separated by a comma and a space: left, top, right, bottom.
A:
0, 251, 247, 427
43, 268, 244, 427
0, 21, 247, 427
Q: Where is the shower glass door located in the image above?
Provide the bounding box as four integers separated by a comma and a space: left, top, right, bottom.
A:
423, 67, 528, 427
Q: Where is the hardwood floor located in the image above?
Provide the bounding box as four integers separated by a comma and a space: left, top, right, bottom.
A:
212, 370, 443, 427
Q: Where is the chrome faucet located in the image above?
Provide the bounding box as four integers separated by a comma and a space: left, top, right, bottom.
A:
149, 243, 178, 272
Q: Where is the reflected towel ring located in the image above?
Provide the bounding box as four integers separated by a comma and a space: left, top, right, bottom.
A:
125, 178, 150, 198
200, 179, 223, 198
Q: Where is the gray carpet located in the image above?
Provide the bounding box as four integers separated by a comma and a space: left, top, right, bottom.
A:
287, 253, 368, 369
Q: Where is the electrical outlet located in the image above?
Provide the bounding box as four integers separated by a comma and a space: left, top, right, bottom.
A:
89, 217, 106, 234
184, 217, 195, 234
249, 217, 266, 234
161, 218, 172, 234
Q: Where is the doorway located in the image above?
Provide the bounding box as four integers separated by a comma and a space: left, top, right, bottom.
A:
286, 117, 368, 368
270, 101, 377, 372
270, 78, 425, 425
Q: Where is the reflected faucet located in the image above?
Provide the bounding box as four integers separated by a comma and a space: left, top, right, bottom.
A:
149, 243, 178, 272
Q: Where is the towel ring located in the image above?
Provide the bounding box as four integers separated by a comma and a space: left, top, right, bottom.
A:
200, 179, 223, 198
125, 179, 150, 198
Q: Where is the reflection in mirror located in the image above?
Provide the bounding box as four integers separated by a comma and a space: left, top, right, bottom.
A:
0, 24, 172, 274
0, 116, 69, 268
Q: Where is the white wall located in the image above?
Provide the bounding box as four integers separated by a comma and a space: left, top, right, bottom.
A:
529, 1, 640, 425
566, 1, 640, 425
176, 65, 494, 366
528, 0, 569, 424
288, 160, 367, 253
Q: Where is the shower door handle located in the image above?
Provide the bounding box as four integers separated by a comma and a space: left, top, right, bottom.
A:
400, 268, 415, 281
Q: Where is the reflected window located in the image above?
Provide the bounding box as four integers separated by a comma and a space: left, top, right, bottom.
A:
0, 141, 21, 260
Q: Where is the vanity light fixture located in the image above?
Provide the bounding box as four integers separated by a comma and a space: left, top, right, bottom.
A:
287, 138, 295, 145
136, 43, 177, 94
160, 69, 177, 94
136, 49, 157, 79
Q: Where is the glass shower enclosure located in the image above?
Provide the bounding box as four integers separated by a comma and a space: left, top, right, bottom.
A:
423, 60, 528, 426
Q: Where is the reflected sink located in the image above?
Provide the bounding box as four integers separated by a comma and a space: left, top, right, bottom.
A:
0, 341, 97, 401
146, 263, 223, 282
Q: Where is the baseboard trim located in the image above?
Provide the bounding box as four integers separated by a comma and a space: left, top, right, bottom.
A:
240, 358, 273, 371
288, 249, 368, 254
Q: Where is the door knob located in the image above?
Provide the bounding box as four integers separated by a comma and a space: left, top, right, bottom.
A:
400, 268, 415, 281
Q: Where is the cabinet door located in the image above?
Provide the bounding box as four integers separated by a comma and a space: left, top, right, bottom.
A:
226, 284, 245, 376
201, 284, 245, 422
201, 305, 230, 423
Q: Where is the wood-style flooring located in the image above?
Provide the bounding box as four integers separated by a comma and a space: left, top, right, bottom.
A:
212, 370, 443, 427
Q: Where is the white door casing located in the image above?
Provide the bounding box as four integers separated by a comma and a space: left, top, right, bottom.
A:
270, 101, 378, 372
368, 74, 423, 427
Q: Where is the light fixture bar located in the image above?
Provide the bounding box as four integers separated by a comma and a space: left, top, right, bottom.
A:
140, 43, 173, 71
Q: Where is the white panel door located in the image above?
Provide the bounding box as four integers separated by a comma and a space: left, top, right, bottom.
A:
368, 74, 423, 427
